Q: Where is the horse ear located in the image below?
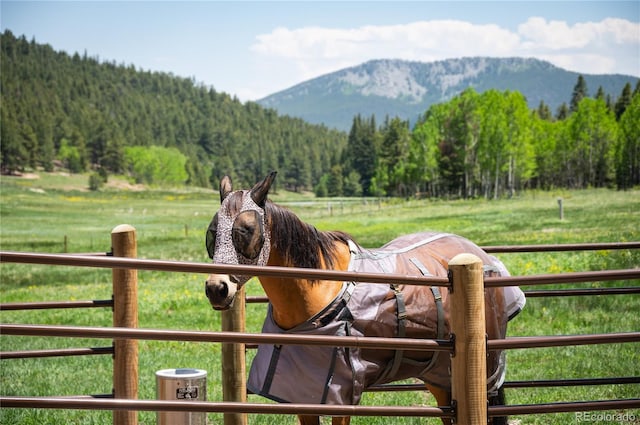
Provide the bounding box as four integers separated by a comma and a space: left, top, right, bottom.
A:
220, 176, 233, 203
250, 171, 277, 207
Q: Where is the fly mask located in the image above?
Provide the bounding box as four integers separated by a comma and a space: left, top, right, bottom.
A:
204, 172, 276, 310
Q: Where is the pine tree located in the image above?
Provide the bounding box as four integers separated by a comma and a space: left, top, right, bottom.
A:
606, 94, 614, 112
345, 115, 378, 196
556, 102, 570, 120
536, 100, 553, 121
614, 82, 633, 121
327, 165, 344, 197
377, 117, 411, 196
0, 108, 28, 173
570, 75, 588, 113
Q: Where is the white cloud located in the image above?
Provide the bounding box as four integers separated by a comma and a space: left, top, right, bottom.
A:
517, 17, 639, 76
535, 53, 618, 75
252, 20, 520, 70
518, 16, 640, 50
248, 17, 639, 99
518, 17, 592, 49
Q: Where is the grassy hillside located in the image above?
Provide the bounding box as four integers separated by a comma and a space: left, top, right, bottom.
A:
1, 172, 638, 424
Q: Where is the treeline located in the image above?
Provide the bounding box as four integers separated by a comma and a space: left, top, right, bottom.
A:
330, 78, 639, 198
0, 30, 346, 190
2, 30, 639, 198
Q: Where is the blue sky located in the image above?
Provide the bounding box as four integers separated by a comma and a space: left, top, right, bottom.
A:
2, 1, 638, 101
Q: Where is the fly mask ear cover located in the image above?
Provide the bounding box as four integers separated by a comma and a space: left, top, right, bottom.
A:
213, 190, 271, 286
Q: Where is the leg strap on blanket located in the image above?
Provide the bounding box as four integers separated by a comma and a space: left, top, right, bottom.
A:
384, 284, 407, 381
409, 258, 445, 376
408, 258, 445, 341
422, 286, 444, 373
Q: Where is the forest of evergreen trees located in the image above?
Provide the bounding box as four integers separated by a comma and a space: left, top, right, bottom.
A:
0, 31, 346, 191
2, 30, 639, 197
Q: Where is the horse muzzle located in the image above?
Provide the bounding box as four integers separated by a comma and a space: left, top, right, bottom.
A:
205, 274, 238, 310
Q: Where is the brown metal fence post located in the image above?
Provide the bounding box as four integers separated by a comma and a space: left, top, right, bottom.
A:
449, 253, 486, 425
111, 224, 139, 425
221, 286, 247, 425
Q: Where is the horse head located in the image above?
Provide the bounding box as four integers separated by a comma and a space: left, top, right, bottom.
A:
204, 171, 277, 310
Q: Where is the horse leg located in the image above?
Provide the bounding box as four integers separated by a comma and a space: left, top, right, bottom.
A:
297, 415, 350, 425
426, 384, 452, 425
427, 383, 508, 425
488, 385, 508, 425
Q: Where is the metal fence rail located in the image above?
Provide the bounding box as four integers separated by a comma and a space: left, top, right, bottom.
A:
1, 396, 638, 418
365, 376, 640, 393
0, 396, 452, 418
481, 241, 640, 253
0, 346, 114, 360
0, 323, 452, 352
3, 250, 638, 288
0, 299, 113, 311
2, 323, 638, 351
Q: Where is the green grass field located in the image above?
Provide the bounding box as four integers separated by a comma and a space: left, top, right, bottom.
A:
1, 172, 639, 424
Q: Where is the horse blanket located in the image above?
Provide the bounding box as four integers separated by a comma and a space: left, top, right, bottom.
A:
247, 232, 525, 405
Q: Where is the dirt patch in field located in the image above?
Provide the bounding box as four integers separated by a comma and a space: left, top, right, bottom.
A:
105, 179, 146, 191
4, 172, 40, 179
3, 171, 148, 192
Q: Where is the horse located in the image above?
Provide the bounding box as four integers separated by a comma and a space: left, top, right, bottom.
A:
204, 171, 524, 425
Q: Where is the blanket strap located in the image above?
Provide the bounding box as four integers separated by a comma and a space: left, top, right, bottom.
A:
422, 286, 444, 373
410, 258, 445, 376
381, 283, 407, 382
260, 343, 282, 395
408, 258, 444, 339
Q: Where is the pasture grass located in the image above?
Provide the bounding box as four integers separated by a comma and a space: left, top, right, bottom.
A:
1, 172, 639, 424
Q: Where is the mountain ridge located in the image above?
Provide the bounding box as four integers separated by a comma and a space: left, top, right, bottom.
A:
258, 57, 638, 130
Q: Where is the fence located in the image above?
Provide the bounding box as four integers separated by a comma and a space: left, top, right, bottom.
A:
1, 225, 639, 425
1, 225, 140, 424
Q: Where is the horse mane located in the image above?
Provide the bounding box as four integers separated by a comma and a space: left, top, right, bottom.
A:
265, 200, 352, 270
